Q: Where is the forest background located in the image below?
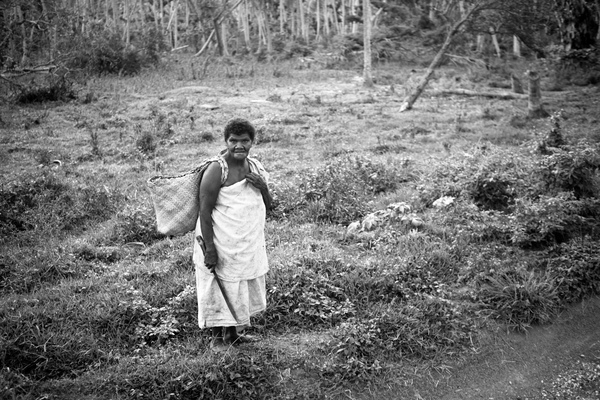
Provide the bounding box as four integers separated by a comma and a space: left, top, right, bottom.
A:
1, 0, 600, 399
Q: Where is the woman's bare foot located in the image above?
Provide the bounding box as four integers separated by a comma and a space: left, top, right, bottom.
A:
223, 326, 256, 345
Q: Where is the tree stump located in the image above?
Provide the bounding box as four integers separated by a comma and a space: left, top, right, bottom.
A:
511, 74, 524, 94
527, 70, 549, 118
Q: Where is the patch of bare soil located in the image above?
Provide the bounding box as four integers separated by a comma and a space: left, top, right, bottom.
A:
408, 296, 600, 400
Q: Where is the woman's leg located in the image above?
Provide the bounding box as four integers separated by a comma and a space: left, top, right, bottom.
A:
211, 327, 224, 347
223, 326, 238, 344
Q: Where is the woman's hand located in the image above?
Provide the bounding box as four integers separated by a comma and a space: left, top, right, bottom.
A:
204, 247, 218, 273
246, 172, 273, 210
245, 172, 267, 190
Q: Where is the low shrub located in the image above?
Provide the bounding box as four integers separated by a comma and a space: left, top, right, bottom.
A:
14, 75, 76, 104
92, 347, 285, 400
508, 193, 595, 248
323, 298, 476, 379
535, 141, 600, 199
0, 246, 81, 293
417, 145, 528, 209
63, 27, 162, 76
107, 206, 164, 245
0, 170, 121, 241
119, 285, 197, 345
476, 268, 560, 331
0, 286, 138, 380
261, 260, 356, 331
545, 240, 600, 303
280, 155, 400, 224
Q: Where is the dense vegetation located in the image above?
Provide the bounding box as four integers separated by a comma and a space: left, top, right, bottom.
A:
1, 54, 599, 397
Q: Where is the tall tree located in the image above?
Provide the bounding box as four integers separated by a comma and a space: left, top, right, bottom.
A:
363, 0, 373, 87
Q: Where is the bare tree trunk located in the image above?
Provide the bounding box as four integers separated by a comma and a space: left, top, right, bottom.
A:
476, 33, 485, 53
330, 0, 339, 34
279, 0, 285, 34
340, 0, 346, 34
243, 0, 251, 50
213, 18, 224, 55
16, 5, 29, 66
291, 1, 296, 37
351, 0, 358, 33
40, 0, 56, 61
363, 0, 373, 87
513, 35, 521, 57
315, 0, 321, 41
429, 0, 436, 21
323, 0, 330, 37
299, 0, 308, 43
254, 0, 272, 53
221, 20, 229, 56
527, 70, 549, 118
124, 0, 131, 45
112, 0, 120, 34
490, 26, 500, 57
159, 0, 164, 34
151, 0, 158, 27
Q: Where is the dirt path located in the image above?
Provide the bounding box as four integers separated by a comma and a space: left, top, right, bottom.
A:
411, 296, 600, 400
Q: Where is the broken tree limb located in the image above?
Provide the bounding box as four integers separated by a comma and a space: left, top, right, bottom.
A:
194, 0, 244, 58
400, 1, 498, 112
194, 29, 216, 57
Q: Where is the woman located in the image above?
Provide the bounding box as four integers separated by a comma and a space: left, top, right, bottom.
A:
194, 118, 272, 348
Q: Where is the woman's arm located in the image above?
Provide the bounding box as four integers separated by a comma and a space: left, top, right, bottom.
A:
199, 162, 222, 271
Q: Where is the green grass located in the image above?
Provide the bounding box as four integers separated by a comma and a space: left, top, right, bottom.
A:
1, 54, 600, 399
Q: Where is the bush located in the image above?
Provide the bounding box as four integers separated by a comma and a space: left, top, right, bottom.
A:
0, 287, 138, 380
323, 298, 476, 379
476, 268, 560, 331
0, 171, 120, 241
107, 206, 164, 245
535, 141, 600, 199
260, 259, 356, 331
0, 246, 82, 293
63, 28, 158, 76
91, 348, 285, 400
508, 193, 596, 248
417, 145, 528, 210
546, 240, 600, 303
282, 155, 399, 224
14, 75, 76, 104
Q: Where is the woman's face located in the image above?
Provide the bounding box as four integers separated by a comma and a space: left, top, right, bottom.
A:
226, 133, 253, 161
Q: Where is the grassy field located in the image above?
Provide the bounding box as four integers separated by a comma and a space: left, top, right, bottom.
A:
1, 53, 599, 399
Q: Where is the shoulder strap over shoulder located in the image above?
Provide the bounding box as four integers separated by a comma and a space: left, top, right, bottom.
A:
215, 153, 228, 186
247, 157, 269, 182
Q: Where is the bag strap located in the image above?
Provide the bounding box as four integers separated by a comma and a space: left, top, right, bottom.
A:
215, 153, 228, 186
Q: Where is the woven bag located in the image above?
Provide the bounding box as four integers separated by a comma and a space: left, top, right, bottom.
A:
147, 154, 227, 236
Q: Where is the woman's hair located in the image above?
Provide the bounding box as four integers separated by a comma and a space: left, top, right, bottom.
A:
223, 118, 255, 142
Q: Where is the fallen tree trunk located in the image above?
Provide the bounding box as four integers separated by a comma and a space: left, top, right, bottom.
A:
430, 89, 528, 99
429, 88, 567, 100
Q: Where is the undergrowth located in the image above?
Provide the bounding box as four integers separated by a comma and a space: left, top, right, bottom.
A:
1, 65, 600, 400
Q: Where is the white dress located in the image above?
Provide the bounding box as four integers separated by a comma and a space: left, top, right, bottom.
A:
193, 160, 269, 328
